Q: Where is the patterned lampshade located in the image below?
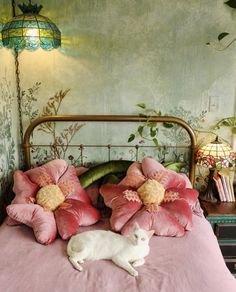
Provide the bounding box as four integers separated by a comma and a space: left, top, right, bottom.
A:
1, 2, 61, 51
196, 136, 235, 169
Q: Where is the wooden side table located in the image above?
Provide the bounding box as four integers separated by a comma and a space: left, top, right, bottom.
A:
201, 201, 236, 276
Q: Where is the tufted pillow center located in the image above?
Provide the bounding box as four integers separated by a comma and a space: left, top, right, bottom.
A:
137, 179, 165, 205
36, 184, 65, 211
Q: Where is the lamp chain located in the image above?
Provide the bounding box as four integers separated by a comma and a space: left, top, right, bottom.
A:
14, 50, 24, 148
12, 0, 25, 168
11, 0, 16, 17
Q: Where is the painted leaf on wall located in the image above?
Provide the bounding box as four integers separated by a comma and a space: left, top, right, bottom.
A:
225, 0, 236, 9
218, 32, 229, 41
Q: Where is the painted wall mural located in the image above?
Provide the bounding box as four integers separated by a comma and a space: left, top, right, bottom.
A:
0, 73, 17, 222
0, 0, 236, 211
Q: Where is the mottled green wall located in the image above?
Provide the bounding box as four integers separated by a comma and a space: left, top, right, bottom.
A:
0, 0, 236, 202
0, 1, 18, 221
17, 1, 236, 128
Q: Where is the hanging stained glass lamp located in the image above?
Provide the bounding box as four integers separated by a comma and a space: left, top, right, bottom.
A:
1, 1, 61, 51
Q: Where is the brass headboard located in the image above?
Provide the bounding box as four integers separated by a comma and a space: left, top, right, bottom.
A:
23, 115, 197, 184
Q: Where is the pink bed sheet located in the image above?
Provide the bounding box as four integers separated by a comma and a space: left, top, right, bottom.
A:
0, 215, 235, 292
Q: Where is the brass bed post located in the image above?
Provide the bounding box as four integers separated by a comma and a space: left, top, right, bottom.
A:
23, 115, 197, 184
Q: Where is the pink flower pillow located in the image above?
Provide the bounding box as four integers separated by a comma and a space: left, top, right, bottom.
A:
6, 159, 100, 244
100, 156, 200, 238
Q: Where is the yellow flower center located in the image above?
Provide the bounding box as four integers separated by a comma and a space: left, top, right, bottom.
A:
36, 184, 65, 211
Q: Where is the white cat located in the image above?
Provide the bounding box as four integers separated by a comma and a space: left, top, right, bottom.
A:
67, 223, 154, 277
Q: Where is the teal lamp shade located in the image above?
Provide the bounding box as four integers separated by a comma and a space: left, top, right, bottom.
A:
1, 2, 61, 51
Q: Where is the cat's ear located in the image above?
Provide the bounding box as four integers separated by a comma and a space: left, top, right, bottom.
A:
147, 229, 155, 239
133, 222, 140, 230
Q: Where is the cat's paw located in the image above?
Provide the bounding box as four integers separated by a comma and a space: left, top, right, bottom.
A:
77, 259, 84, 264
132, 258, 144, 267
76, 266, 83, 272
130, 269, 138, 277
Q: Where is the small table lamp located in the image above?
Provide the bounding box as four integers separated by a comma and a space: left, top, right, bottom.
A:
196, 136, 235, 202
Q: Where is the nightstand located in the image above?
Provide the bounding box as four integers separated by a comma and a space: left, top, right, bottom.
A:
201, 201, 236, 276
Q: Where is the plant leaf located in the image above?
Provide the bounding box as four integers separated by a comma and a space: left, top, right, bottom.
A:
163, 122, 174, 128
218, 32, 229, 41
232, 127, 236, 134
136, 103, 146, 109
138, 125, 144, 136
139, 113, 148, 117
128, 134, 135, 143
225, 0, 236, 9
152, 138, 159, 147
147, 122, 157, 128
222, 120, 232, 127
150, 127, 156, 137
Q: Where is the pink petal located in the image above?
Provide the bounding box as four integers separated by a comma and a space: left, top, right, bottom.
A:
100, 184, 143, 232
25, 159, 68, 185
122, 206, 185, 237
119, 162, 146, 188
6, 204, 57, 245
7, 171, 39, 226
161, 199, 193, 230
165, 187, 199, 210
142, 157, 186, 189
142, 157, 165, 177
12, 170, 38, 203
58, 165, 91, 204
55, 199, 100, 240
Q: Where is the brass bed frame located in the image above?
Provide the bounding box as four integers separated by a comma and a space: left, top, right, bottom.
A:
23, 115, 197, 184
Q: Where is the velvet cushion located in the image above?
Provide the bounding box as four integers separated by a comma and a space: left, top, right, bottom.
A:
6, 159, 100, 244
101, 157, 200, 238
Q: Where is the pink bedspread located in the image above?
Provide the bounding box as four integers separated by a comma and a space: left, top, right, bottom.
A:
0, 215, 235, 292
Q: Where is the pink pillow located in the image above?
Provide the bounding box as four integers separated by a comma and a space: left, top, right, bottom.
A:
99, 184, 143, 232
142, 157, 186, 189
6, 159, 99, 244
100, 157, 199, 237
121, 206, 185, 237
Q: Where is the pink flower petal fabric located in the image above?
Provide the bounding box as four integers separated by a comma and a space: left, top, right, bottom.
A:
165, 187, 199, 210
25, 159, 68, 185
12, 170, 38, 203
121, 206, 185, 237
119, 162, 146, 188
6, 204, 57, 245
7, 171, 39, 226
99, 184, 142, 232
55, 199, 100, 240
142, 157, 186, 189
58, 165, 91, 203
161, 199, 193, 230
